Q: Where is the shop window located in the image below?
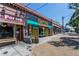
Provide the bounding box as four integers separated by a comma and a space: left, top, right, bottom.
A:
0, 23, 13, 39
48, 22, 52, 26
27, 13, 38, 22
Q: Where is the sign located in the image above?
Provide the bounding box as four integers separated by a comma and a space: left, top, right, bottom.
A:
0, 14, 24, 25
38, 19, 48, 25
5, 15, 14, 21
16, 17, 24, 23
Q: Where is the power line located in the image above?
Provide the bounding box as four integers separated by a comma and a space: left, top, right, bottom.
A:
61, 12, 74, 26
35, 3, 48, 11
24, 3, 50, 21
64, 12, 74, 18
25, 3, 31, 7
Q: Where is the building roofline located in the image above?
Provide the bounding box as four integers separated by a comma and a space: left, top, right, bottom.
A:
13, 3, 52, 22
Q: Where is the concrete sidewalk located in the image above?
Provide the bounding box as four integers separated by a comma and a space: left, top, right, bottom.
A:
0, 41, 32, 56
32, 33, 79, 56
32, 43, 79, 56
38, 34, 62, 45
38, 33, 79, 45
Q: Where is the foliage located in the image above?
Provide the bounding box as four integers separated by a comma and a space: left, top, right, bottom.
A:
68, 3, 79, 33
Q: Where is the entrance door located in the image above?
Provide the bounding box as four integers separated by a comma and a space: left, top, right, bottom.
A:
33, 28, 39, 37
16, 25, 23, 41
45, 28, 49, 36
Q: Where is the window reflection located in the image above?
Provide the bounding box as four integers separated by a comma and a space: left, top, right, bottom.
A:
0, 23, 13, 39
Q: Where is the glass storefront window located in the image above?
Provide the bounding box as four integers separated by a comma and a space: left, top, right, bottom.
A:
39, 27, 45, 37
0, 23, 13, 39
27, 13, 38, 22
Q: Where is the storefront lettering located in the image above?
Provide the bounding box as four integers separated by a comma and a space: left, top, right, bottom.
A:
16, 18, 24, 23
5, 15, 15, 21
0, 14, 24, 24
39, 20, 48, 25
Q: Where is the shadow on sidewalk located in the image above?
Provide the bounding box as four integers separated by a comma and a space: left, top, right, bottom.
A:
66, 32, 79, 36
48, 37, 79, 49
60, 37, 79, 46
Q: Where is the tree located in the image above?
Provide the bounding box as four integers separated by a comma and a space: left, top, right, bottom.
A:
68, 3, 79, 33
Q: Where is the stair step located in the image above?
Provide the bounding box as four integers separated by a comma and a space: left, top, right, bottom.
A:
0, 39, 16, 47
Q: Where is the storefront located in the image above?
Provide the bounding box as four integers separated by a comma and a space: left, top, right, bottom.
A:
27, 20, 39, 38
0, 8, 24, 43
53, 24, 61, 34
27, 19, 52, 38
0, 23, 13, 39
38, 18, 52, 37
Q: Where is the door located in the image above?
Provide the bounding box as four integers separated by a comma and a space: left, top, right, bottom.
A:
16, 25, 23, 41
33, 28, 39, 37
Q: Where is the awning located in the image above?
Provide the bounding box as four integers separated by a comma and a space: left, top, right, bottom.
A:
27, 20, 39, 25
39, 24, 52, 28
27, 20, 52, 28
48, 25, 52, 28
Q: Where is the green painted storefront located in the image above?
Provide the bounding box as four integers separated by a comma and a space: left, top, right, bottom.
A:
27, 20, 52, 37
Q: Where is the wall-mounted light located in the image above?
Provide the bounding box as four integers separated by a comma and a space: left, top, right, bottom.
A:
1, 23, 7, 27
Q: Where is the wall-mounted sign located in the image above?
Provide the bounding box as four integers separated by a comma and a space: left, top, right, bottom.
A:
5, 15, 14, 21
38, 19, 48, 25
38, 19, 52, 28
0, 14, 24, 25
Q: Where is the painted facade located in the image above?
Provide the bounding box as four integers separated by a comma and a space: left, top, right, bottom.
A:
0, 3, 62, 44
26, 12, 52, 40
0, 4, 25, 45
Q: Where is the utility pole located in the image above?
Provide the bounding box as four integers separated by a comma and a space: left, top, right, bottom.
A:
62, 16, 64, 33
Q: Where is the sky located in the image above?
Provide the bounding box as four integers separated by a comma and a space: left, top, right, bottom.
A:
24, 3, 75, 26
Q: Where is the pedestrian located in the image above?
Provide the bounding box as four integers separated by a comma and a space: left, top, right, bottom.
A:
16, 29, 19, 44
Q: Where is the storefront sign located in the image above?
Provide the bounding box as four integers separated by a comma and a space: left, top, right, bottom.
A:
0, 14, 24, 25
39, 20, 48, 25
5, 15, 14, 20
38, 19, 48, 27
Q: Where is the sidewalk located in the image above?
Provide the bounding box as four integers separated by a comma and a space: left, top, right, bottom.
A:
0, 41, 32, 56
32, 43, 79, 56
32, 33, 79, 56
37, 34, 62, 45
32, 34, 62, 49
33, 33, 79, 46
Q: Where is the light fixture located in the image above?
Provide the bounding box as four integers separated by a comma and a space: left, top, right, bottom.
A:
1, 23, 7, 27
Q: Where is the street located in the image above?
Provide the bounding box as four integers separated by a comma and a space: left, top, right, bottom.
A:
32, 32, 79, 56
